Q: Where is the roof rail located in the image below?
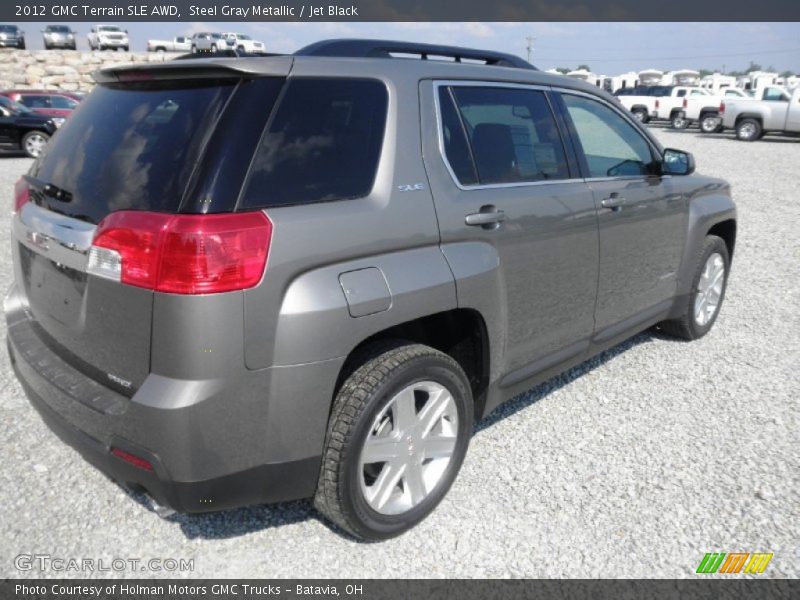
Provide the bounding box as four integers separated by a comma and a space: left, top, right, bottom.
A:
294, 39, 536, 70
172, 49, 283, 61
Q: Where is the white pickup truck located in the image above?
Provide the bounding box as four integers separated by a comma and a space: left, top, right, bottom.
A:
674, 88, 751, 133
147, 36, 191, 53
614, 86, 671, 123
652, 87, 713, 124
720, 86, 800, 141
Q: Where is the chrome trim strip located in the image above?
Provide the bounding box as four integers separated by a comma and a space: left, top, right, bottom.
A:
14, 202, 95, 272
432, 80, 584, 192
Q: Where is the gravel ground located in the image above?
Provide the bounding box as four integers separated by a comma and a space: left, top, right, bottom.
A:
0, 128, 798, 579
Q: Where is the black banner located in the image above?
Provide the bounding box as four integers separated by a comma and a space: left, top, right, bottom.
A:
3, 0, 800, 22
3, 580, 800, 600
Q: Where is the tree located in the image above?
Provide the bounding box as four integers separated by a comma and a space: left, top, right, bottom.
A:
779, 70, 795, 78
576, 64, 591, 72
745, 61, 762, 73
555, 67, 570, 74
699, 69, 714, 78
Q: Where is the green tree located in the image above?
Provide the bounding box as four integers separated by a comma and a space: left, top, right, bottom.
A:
576, 64, 591, 71
779, 70, 795, 78
555, 67, 570, 74
745, 61, 762, 73
699, 69, 714, 78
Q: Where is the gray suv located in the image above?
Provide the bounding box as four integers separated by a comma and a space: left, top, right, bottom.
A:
5, 40, 736, 541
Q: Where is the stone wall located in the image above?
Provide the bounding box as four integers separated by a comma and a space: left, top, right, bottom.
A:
0, 49, 180, 92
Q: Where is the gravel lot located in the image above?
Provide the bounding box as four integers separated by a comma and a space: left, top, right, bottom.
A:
0, 128, 798, 579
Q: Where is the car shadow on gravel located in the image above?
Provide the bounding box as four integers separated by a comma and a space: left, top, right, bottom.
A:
131, 329, 668, 541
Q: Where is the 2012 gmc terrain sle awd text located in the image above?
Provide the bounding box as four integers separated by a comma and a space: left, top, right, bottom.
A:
5, 40, 736, 541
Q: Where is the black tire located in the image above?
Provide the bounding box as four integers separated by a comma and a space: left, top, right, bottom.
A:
632, 108, 648, 123
21, 130, 50, 159
735, 118, 762, 142
237, 45, 245, 52
70, 43, 76, 51
659, 235, 730, 341
18, 41, 26, 50
699, 113, 722, 134
211, 43, 217, 52
671, 114, 689, 129
314, 341, 473, 541
44, 43, 51, 50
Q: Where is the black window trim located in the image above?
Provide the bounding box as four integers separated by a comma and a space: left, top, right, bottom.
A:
553, 87, 666, 182
432, 80, 580, 191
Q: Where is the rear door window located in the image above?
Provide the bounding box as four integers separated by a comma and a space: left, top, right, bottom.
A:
21, 96, 51, 109
240, 78, 388, 208
447, 86, 569, 184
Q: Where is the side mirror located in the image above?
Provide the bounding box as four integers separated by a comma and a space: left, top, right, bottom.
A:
662, 148, 695, 176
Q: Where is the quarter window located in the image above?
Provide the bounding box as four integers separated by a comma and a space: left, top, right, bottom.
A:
240, 78, 388, 208
443, 86, 569, 185
561, 94, 656, 178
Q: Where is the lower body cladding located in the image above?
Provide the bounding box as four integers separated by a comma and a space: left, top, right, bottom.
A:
5, 284, 344, 514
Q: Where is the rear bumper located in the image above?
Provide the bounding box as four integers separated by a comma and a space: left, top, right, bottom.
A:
5, 286, 337, 514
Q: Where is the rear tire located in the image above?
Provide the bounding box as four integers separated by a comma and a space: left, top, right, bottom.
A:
659, 235, 730, 341
211, 43, 217, 52
736, 118, 762, 141
671, 114, 689, 129
632, 108, 648, 123
191, 44, 197, 54
700, 113, 722, 133
314, 341, 473, 541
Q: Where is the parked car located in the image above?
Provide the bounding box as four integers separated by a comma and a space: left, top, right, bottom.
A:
0, 96, 57, 157
0, 90, 78, 120
675, 88, 751, 133
0, 24, 25, 49
221, 32, 266, 53
5, 39, 737, 541
147, 36, 191, 53
42, 25, 76, 50
88, 25, 129, 51
720, 85, 800, 140
651, 87, 712, 124
614, 85, 674, 123
190, 32, 233, 53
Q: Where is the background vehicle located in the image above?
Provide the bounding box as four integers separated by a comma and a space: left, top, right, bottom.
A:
190, 32, 232, 53
42, 25, 76, 50
721, 86, 800, 140
88, 25, 129, 51
5, 40, 736, 541
614, 86, 674, 123
147, 36, 191, 53
0, 90, 78, 120
677, 87, 751, 132
0, 24, 25, 49
0, 96, 56, 157
651, 87, 712, 125
221, 32, 266, 53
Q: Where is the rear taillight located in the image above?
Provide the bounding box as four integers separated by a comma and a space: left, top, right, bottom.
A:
13, 177, 29, 212
88, 211, 272, 294
682, 98, 688, 108
655, 99, 660, 108
719, 101, 726, 115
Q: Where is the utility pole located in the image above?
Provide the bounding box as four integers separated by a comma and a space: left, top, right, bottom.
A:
526, 35, 535, 63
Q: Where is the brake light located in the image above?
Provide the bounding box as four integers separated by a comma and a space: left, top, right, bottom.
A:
719, 101, 726, 115
655, 99, 660, 108
13, 177, 29, 212
88, 211, 272, 294
682, 98, 688, 108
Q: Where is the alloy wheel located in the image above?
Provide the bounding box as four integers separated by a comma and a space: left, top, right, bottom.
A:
24, 133, 47, 158
359, 381, 459, 515
694, 252, 725, 326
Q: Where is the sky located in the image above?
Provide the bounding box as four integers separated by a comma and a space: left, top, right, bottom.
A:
7, 22, 800, 75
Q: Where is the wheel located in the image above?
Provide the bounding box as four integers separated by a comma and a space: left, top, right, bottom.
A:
22, 130, 50, 159
156, 47, 165, 53
210, 43, 217, 52
191, 44, 197, 54
237, 45, 245, 52
70, 43, 76, 50
18, 41, 26, 50
700, 113, 722, 133
736, 118, 762, 141
122, 46, 129, 52
659, 235, 730, 341
671, 114, 689, 129
314, 341, 473, 541
632, 108, 648, 123
44, 43, 51, 50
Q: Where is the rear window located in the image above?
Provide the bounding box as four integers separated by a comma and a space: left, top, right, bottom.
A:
240, 78, 388, 209
30, 80, 237, 224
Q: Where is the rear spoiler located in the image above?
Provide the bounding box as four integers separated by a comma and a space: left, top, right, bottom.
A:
92, 55, 293, 83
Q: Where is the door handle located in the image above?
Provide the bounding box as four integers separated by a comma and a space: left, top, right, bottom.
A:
465, 206, 506, 228
601, 193, 626, 210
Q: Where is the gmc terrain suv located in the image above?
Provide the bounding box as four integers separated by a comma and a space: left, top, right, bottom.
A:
6, 39, 737, 541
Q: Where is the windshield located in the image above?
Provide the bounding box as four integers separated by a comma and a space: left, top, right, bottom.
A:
0, 96, 32, 115
47, 26, 71, 33
99, 26, 122, 32
0, 25, 18, 33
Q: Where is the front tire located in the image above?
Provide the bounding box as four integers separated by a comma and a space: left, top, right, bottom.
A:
659, 235, 730, 341
632, 108, 648, 123
314, 342, 473, 541
700, 113, 722, 133
22, 130, 50, 158
671, 114, 689, 129
736, 118, 762, 141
